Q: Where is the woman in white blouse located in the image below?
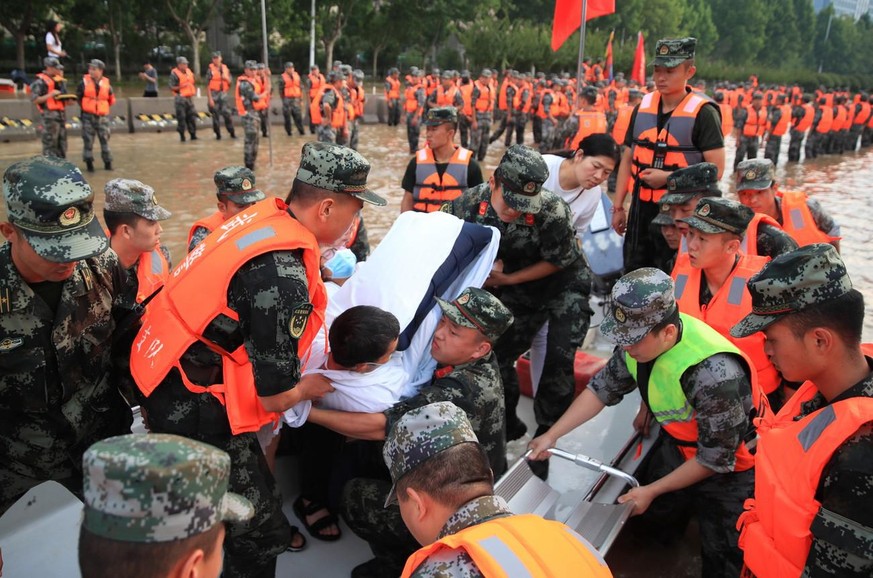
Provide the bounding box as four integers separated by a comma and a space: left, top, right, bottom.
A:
46, 20, 66, 59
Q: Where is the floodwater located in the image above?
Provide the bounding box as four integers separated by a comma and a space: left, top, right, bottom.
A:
0, 125, 871, 341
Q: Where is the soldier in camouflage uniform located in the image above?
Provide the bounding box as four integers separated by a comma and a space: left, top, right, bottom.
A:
659, 162, 797, 262
529, 267, 758, 578
404, 73, 427, 154
443, 145, 592, 481
317, 71, 347, 144
132, 142, 386, 578
237, 61, 262, 171
205, 51, 235, 140
0, 156, 133, 515
278, 61, 306, 136
469, 69, 493, 161
730, 244, 873, 578
187, 166, 267, 253
734, 92, 764, 169
76, 59, 115, 172
306, 287, 513, 577
30, 56, 68, 158
735, 159, 840, 251
385, 402, 612, 577
78, 433, 253, 578
257, 63, 271, 138
169, 56, 198, 142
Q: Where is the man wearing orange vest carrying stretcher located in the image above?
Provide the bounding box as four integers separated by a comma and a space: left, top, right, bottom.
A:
385, 402, 614, 578
731, 244, 873, 578
130, 142, 387, 578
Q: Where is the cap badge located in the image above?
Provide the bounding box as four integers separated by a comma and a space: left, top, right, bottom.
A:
241, 179, 252, 191
614, 307, 627, 323
523, 182, 536, 194
744, 170, 757, 180
59, 207, 81, 227
698, 203, 711, 217
668, 180, 676, 190
152, 194, 159, 205
457, 293, 471, 305
659, 44, 670, 55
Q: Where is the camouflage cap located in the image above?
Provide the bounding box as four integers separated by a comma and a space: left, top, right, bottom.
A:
600, 268, 678, 346
480, 68, 492, 78
731, 244, 852, 338
679, 197, 753, 236
652, 37, 696, 68
651, 202, 675, 227
44, 56, 60, 69
735, 159, 775, 191
295, 142, 387, 206
441, 70, 454, 80
284, 61, 294, 69
211, 51, 222, 58
493, 145, 548, 214
82, 434, 254, 543
244, 60, 258, 70
213, 166, 266, 204
3, 156, 108, 263
353, 69, 364, 80
88, 59, 105, 70
257, 63, 266, 70
661, 163, 722, 205
435, 287, 514, 342
104, 179, 172, 221
383, 402, 478, 507
423, 106, 458, 127
176, 56, 188, 65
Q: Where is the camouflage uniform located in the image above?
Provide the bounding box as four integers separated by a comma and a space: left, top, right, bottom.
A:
169, 59, 197, 140
82, 433, 253, 542
444, 146, 592, 451
30, 58, 67, 158
469, 71, 493, 161
278, 63, 306, 136
257, 64, 271, 138
734, 97, 764, 169
136, 143, 386, 578
238, 63, 262, 171
317, 78, 343, 144
729, 244, 873, 578
77, 61, 114, 167
206, 53, 235, 139
405, 82, 426, 154
0, 157, 133, 515
764, 103, 785, 165
538, 89, 556, 154
594, 268, 755, 578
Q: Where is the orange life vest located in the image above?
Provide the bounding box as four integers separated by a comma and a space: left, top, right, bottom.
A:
743, 106, 767, 138
385, 76, 400, 99
308, 72, 324, 98
207, 62, 231, 92
777, 191, 837, 247
833, 105, 848, 131
570, 110, 608, 150
853, 101, 871, 126
81, 76, 114, 116
768, 104, 792, 137
718, 103, 734, 136
793, 103, 815, 133
309, 85, 346, 128
552, 92, 569, 118
36, 73, 66, 112
131, 198, 327, 435
412, 146, 472, 213
497, 79, 511, 111
815, 106, 833, 134
673, 253, 780, 395
187, 211, 226, 249
737, 382, 873, 578
459, 83, 474, 117
135, 248, 170, 304
611, 104, 634, 144
535, 88, 554, 119
171, 67, 196, 98
513, 83, 532, 113
625, 313, 762, 472
350, 85, 365, 117
401, 514, 613, 578
630, 89, 711, 202
434, 85, 459, 107
235, 76, 267, 116
474, 81, 492, 114
282, 71, 302, 98
738, 213, 783, 257
404, 85, 422, 113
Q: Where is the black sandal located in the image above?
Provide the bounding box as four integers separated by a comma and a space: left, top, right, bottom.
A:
287, 525, 307, 552
292, 495, 342, 542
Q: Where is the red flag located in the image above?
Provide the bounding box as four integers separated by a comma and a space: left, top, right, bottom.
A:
631, 31, 646, 85
605, 30, 614, 83
551, 0, 616, 52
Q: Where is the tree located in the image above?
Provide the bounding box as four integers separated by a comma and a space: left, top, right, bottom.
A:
319, 0, 357, 70
165, 0, 221, 78
0, 1, 55, 71
67, 0, 130, 81
223, 0, 309, 64
709, 0, 769, 65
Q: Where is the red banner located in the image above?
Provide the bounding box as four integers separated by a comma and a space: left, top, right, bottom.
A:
551, 0, 616, 52
631, 31, 646, 85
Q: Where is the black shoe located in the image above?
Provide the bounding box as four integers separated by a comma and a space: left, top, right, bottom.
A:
104, 161, 112, 171
190, 134, 198, 140
229, 131, 237, 139
179, 133, 186, 142
506, 418, 527, 442
216, 132, 221, 140
245, 163, 254, 171
528, 458, 549, 481
85, 160, 94, 173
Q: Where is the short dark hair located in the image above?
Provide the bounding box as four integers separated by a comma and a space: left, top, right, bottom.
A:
78, 523, 223, 578
329, 305, 400, 367
397, 442, 493, 509
651, 305, 681, 336
103, 210, 143, 235
784, 289, 864, 346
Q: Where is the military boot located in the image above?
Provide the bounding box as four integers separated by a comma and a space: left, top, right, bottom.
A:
104, 161, 112, 171
85, 159, 94, 173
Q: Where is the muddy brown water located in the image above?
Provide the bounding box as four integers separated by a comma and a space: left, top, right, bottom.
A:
1, 125, 871, 341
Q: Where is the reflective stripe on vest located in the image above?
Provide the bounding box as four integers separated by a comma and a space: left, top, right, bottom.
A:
625, 313, 759, 470
738, 393, 873, 578
401, 514, 613, 578
412, 146, 472, 212
172, 67, 196, 98
631, 90, 709, 202
673, 253, 780, 395
136, 248, 169, 304
282, 71, 302, 98
82, 76, 112, 116
36, 73, 65, 112
131, 198, 327, 435
207, 63, 230, 92
777, 191, 835, 247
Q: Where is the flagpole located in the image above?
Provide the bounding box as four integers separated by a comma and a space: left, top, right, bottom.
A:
575, 0, 588, 102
